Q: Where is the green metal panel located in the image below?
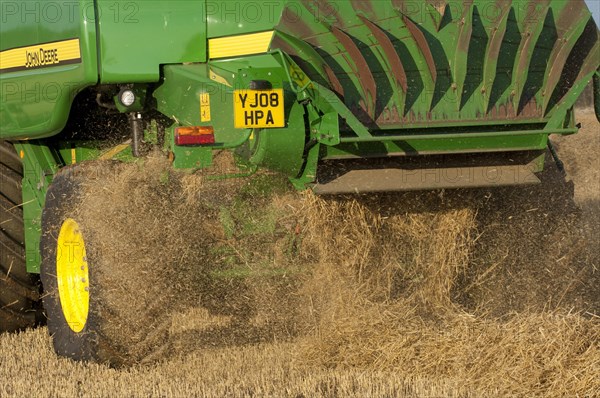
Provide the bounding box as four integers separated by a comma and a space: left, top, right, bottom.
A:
324, 134, 552, 160
96, 0, 206, 83
271, 0, 599, 129
13, 142, 62, 273
154, 53, 305, 176
206, 1, 285, 38
0, 0, 98, 139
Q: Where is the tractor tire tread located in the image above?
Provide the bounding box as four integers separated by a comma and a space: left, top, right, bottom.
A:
0, 141, 39, 333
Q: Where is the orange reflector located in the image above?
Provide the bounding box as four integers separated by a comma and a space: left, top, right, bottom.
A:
175, 126, 215, 146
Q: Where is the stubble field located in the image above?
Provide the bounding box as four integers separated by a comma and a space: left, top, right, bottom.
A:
1, 111, 598, 398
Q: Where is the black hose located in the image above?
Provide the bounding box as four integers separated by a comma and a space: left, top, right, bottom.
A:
547, 139, 565, 175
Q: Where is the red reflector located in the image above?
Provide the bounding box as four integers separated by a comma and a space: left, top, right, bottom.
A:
175, 126, 215, 146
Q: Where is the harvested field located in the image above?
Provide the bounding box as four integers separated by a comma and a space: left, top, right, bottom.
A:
1, 111, 599, 397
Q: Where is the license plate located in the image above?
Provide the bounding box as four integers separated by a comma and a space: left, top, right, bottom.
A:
234, 89, 284, 128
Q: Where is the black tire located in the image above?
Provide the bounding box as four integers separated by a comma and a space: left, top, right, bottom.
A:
40, 163, 170, 367
0, 141, 41, 332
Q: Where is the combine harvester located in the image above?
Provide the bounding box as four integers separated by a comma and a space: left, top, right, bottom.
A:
1, 1, 598, 364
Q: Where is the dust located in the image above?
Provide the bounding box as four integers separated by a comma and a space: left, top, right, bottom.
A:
34, 113, 598, 395
290, 111, 599, 397
72, 154, 240, 364
294, 189, 599, 397
69, 154, 304, 365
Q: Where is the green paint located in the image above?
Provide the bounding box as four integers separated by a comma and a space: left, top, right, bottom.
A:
0, 0, 98, 140
13, 142, 62, 273
96, 0, 206, 83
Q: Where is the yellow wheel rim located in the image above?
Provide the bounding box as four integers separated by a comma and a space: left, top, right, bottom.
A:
56, 218, 89, 333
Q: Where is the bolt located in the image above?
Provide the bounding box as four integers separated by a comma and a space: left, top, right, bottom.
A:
81, 266, 85, 271
85, 287, 89, 292
81, 278, 86, 283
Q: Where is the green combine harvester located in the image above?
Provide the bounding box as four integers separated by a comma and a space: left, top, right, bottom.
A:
1, 0, 598, 364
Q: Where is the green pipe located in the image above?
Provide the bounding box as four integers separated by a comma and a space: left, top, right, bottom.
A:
339, 128, 578, 143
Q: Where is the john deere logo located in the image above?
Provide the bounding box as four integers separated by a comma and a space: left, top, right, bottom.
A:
25, 47, 59, 68
0, 38, 81, 73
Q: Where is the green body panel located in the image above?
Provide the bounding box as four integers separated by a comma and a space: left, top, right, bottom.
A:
0, 0, 98, 139
271, 1, 599, 129
96, 0, 206, 83
154, 54, 305, 176
205, 1, 285, 38
13, 142, 62, 273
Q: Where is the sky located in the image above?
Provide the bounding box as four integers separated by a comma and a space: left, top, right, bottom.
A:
586, 0, 599, 26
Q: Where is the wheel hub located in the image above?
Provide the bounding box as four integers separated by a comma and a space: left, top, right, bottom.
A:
56, 218, 89, 333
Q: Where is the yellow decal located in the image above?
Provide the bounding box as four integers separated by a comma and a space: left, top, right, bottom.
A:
200, 93, 211, 122
56, 218, 89, 333
209, 68, 232, 87
289, 63, 311, 89
99, 140, 132, 160
209, 31, 274, 59
71, 148, 77, 165
234, 89, 285, 129
0, 38, 81, 73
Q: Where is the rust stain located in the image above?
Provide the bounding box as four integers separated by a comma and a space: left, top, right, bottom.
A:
520, 99, 542, 118
485, 2, 511, 64
301, 0, 344, 27
402, 14, 438, 83
324, 64, 345, 98
359, 15, 408, 93
278, 5, 315, 38
482, 2, 511, 112
543, 4, 590, 112
375, 105, 402, 125
456, 2, 474, 54
350, 0, 376, 19
331, 26, 377, 118
555, 0, 586, 32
